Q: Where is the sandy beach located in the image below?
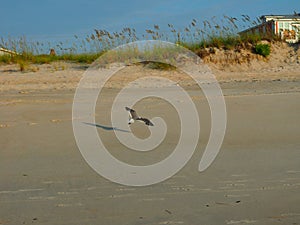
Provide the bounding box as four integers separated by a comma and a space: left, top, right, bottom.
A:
0, 58, 300, 225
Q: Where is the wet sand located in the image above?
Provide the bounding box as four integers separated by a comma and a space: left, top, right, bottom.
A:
0, 76, 300, 224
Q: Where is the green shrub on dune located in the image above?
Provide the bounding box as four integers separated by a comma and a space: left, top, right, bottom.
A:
255, 43, 271, 57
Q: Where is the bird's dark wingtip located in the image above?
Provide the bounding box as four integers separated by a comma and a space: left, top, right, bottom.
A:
147, 122, 154, 126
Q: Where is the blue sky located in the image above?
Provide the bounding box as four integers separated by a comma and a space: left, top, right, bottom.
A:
0, 0, 299, 41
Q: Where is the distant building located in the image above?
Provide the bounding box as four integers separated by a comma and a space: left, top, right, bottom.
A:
0, 47, 18, 56
239, 14, 300, 43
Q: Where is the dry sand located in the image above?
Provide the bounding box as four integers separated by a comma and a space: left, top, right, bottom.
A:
0, 56, 300, 225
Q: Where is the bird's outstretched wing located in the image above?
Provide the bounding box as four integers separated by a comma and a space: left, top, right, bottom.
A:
125, 107, 139, 120
137, 117, 154, 126
125, 107, 154, 126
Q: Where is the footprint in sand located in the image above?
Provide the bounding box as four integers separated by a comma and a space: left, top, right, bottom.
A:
50, 119, 61, 123
18, 91, 29, 94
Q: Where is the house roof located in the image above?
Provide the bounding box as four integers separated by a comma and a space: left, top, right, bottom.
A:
261, 14, 300, 21
0, 47, 18, 55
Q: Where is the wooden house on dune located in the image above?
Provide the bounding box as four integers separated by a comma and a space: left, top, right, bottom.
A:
239, 14, 300, 43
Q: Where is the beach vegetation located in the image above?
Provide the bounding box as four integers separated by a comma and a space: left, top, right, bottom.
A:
254, 43, 271, 57
0, 14, 284, 71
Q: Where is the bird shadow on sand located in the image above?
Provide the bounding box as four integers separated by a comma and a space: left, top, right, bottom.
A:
83, 122, 131, 133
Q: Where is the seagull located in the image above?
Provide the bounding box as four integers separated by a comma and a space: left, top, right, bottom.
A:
125, 107, 154, 126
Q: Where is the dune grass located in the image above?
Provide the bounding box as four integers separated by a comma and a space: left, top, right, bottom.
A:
0, 52, 103, 64
0, 14, 287, 70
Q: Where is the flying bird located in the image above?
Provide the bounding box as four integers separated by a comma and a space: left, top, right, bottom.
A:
125, 107, 154, 126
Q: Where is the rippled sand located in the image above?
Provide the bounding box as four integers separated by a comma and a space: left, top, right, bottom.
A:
0, 63, 300, 224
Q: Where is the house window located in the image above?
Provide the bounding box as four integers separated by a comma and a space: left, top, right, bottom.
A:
278, 22, 283, 29
291, 25, 298, 31
284, 22, 290, 30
